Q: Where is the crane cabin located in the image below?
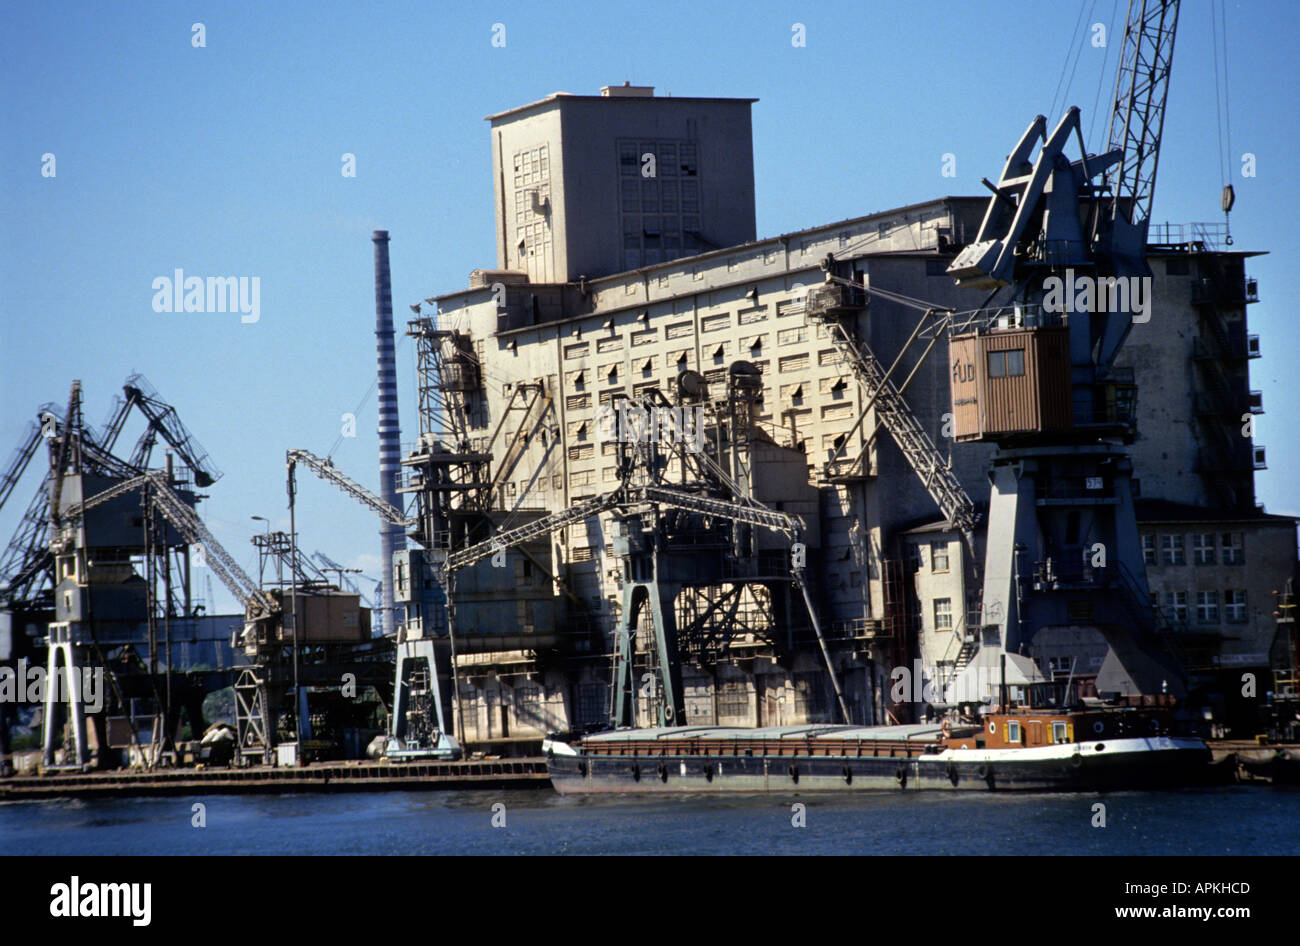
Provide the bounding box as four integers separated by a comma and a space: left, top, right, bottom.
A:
948, 316, 1073, 443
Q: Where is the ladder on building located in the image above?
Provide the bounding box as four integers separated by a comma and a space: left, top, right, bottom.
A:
806, 301, 977, 545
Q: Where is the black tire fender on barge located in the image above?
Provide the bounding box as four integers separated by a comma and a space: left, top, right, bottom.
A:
895, 763, 907, 788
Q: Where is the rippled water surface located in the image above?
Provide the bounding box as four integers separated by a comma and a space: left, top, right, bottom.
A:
3, 785, 1297, 855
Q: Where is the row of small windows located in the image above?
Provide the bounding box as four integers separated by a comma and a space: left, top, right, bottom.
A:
558, 304, 826, 350
620, 180, 700, 214
511, 144, 549, 187
1163, 589, 1250, 624
618, 140, 698, 177
1142, 532, 1245, 566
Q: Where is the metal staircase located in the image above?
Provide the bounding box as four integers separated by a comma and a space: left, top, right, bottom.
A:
806, 302, 977, 545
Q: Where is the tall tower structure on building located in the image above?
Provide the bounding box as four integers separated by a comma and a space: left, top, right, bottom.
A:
487, 84, 758, 282
372, 230, 405, 637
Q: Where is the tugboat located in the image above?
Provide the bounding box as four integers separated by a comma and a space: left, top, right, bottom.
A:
544, 687, 1213, 795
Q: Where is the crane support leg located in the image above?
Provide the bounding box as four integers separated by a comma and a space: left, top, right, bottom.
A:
793, 570, 852, 724
609, 582, 685, 728
40, 638, 90, 770
389, 638, 461, 760
234, 667, 274, 766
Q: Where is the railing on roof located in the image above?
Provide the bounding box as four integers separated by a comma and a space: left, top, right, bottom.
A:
1148, 221, 1230, 250
932, 302, 1066, 339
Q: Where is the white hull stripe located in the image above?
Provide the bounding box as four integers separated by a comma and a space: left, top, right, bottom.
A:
922, 737, 1206, 765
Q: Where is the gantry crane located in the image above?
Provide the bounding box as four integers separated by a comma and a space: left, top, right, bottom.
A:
1, 374, 218, 609
43, 464, 275, 767
0, 377, 249, 769
434, 473, 851, 728
943, 0, 1187, 702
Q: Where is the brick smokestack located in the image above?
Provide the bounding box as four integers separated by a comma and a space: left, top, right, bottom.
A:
373, 230, 405, 637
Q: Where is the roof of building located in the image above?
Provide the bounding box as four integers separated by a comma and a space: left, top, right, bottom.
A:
433, 195, 980, 304
1135, 498, 1296, 525
901, 518, 961, 536
485, 91, 759, 122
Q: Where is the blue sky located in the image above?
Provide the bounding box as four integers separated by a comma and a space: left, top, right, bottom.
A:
3, 0, 1297, 613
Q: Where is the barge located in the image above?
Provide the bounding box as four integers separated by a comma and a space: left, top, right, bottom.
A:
544, 707, 1214, 794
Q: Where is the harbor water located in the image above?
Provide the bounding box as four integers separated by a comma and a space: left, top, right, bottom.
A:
3, 786, 1298, 856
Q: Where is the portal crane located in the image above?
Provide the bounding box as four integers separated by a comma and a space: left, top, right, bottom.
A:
1, 375, 214, 603
437, 469, 852, 727
944, 0, 1187, 702
58, 470, 278, 631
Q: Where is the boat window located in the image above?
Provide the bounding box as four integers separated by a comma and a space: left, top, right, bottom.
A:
1052, 721, 1068, 744
1006, 720, 1022, 743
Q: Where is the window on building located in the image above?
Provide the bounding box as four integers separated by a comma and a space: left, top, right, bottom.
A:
1225, 589, 1248, 623
934, 597, 953, 632
1192, 533, 1216, 565
793, 672, 829, 721
1165, 590, 1188, 624
1196, 590, 1219, 624
716, 679, 750, 719
578, 683, 606, 726
515, 686, 542, 726
931, 540, 950, 573
1141, 534, 1157, 565
1162, 534, 1185, 566
1222, 532, 1244, 565
987, 349, 1026, 378
1048, 657, 1073, 680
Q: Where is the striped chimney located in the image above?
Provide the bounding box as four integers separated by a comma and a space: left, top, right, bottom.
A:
373, 230, 405, 637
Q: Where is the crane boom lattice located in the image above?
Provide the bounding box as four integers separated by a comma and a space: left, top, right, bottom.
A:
806, 303, 976, 542
287, 449, 411, 528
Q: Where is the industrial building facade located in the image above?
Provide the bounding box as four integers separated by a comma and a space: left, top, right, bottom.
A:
421, 86, 1293, 749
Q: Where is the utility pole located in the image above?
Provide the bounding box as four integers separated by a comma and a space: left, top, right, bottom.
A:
287, 455, 303, 766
